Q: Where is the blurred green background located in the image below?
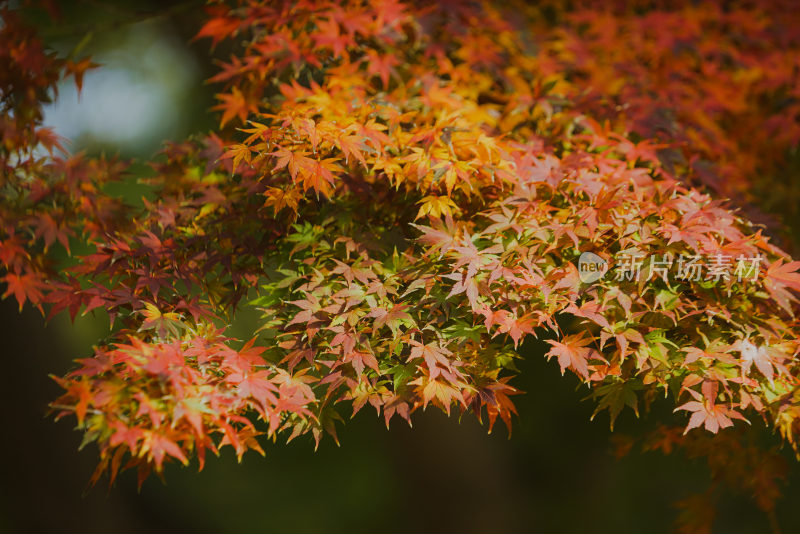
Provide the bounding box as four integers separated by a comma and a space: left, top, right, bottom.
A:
2, 1, 800, 533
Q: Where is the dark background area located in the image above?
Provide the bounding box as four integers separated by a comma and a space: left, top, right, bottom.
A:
3, 1, 800, 533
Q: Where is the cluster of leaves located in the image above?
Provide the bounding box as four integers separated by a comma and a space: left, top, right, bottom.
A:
527, 0, 800, 237
0, 5, 126, 315
3, 1, 800, 527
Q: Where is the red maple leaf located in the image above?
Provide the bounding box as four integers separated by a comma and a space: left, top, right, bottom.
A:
545, 332, 599, 380
2, 272, 45, 311
675, 381, 748, 434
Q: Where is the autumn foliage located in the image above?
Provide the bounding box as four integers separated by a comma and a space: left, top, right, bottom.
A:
3, 0, 800, 528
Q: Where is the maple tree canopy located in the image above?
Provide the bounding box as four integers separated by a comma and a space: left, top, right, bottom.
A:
2, 1, 800, 530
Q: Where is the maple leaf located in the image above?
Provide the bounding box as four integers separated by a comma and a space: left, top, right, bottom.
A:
410, 376, 465, 415
240, 121, 272, 144
731, 339, 785, 383
363, 50, 399, 88
336, 133, 367, 166
491, 312, 539, 347
194, 12, 241, 48
564, 300, 612, 331
271, 147, 314, 182
312, 16, 351, 57
65, 57, 99, 94
213, 87, 257, 127
675, 381, 748, 434
264, 186, 302, 214
408, 340, 455, 381
450, 241, 503, 280
229, 369, 280, 414
140, 302, 184, 338
32, 213, 72, 252
302, 158, 341, 196
34, 126, 65, 154
345, 350, 380, 377
293, 118, 322, 151
589, 379, 642, 430
221, 143, 253, 171
413, 216, 458, 256
2, 272, 45, 311
369, 303, 413, 334
109, 423, 145, 452
444, 270, 481, 311
764, 260, 800, 313
51, 375, 92, 425
545, 333, 599, 380
144, 432, 189, 471
433, 159, 475, 195
330, 327, 357, 356
416, 195, 458, 220
479, 377, 520, 433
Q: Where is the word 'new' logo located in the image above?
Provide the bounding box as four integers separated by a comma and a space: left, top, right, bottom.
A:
578, 252, 608, 283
